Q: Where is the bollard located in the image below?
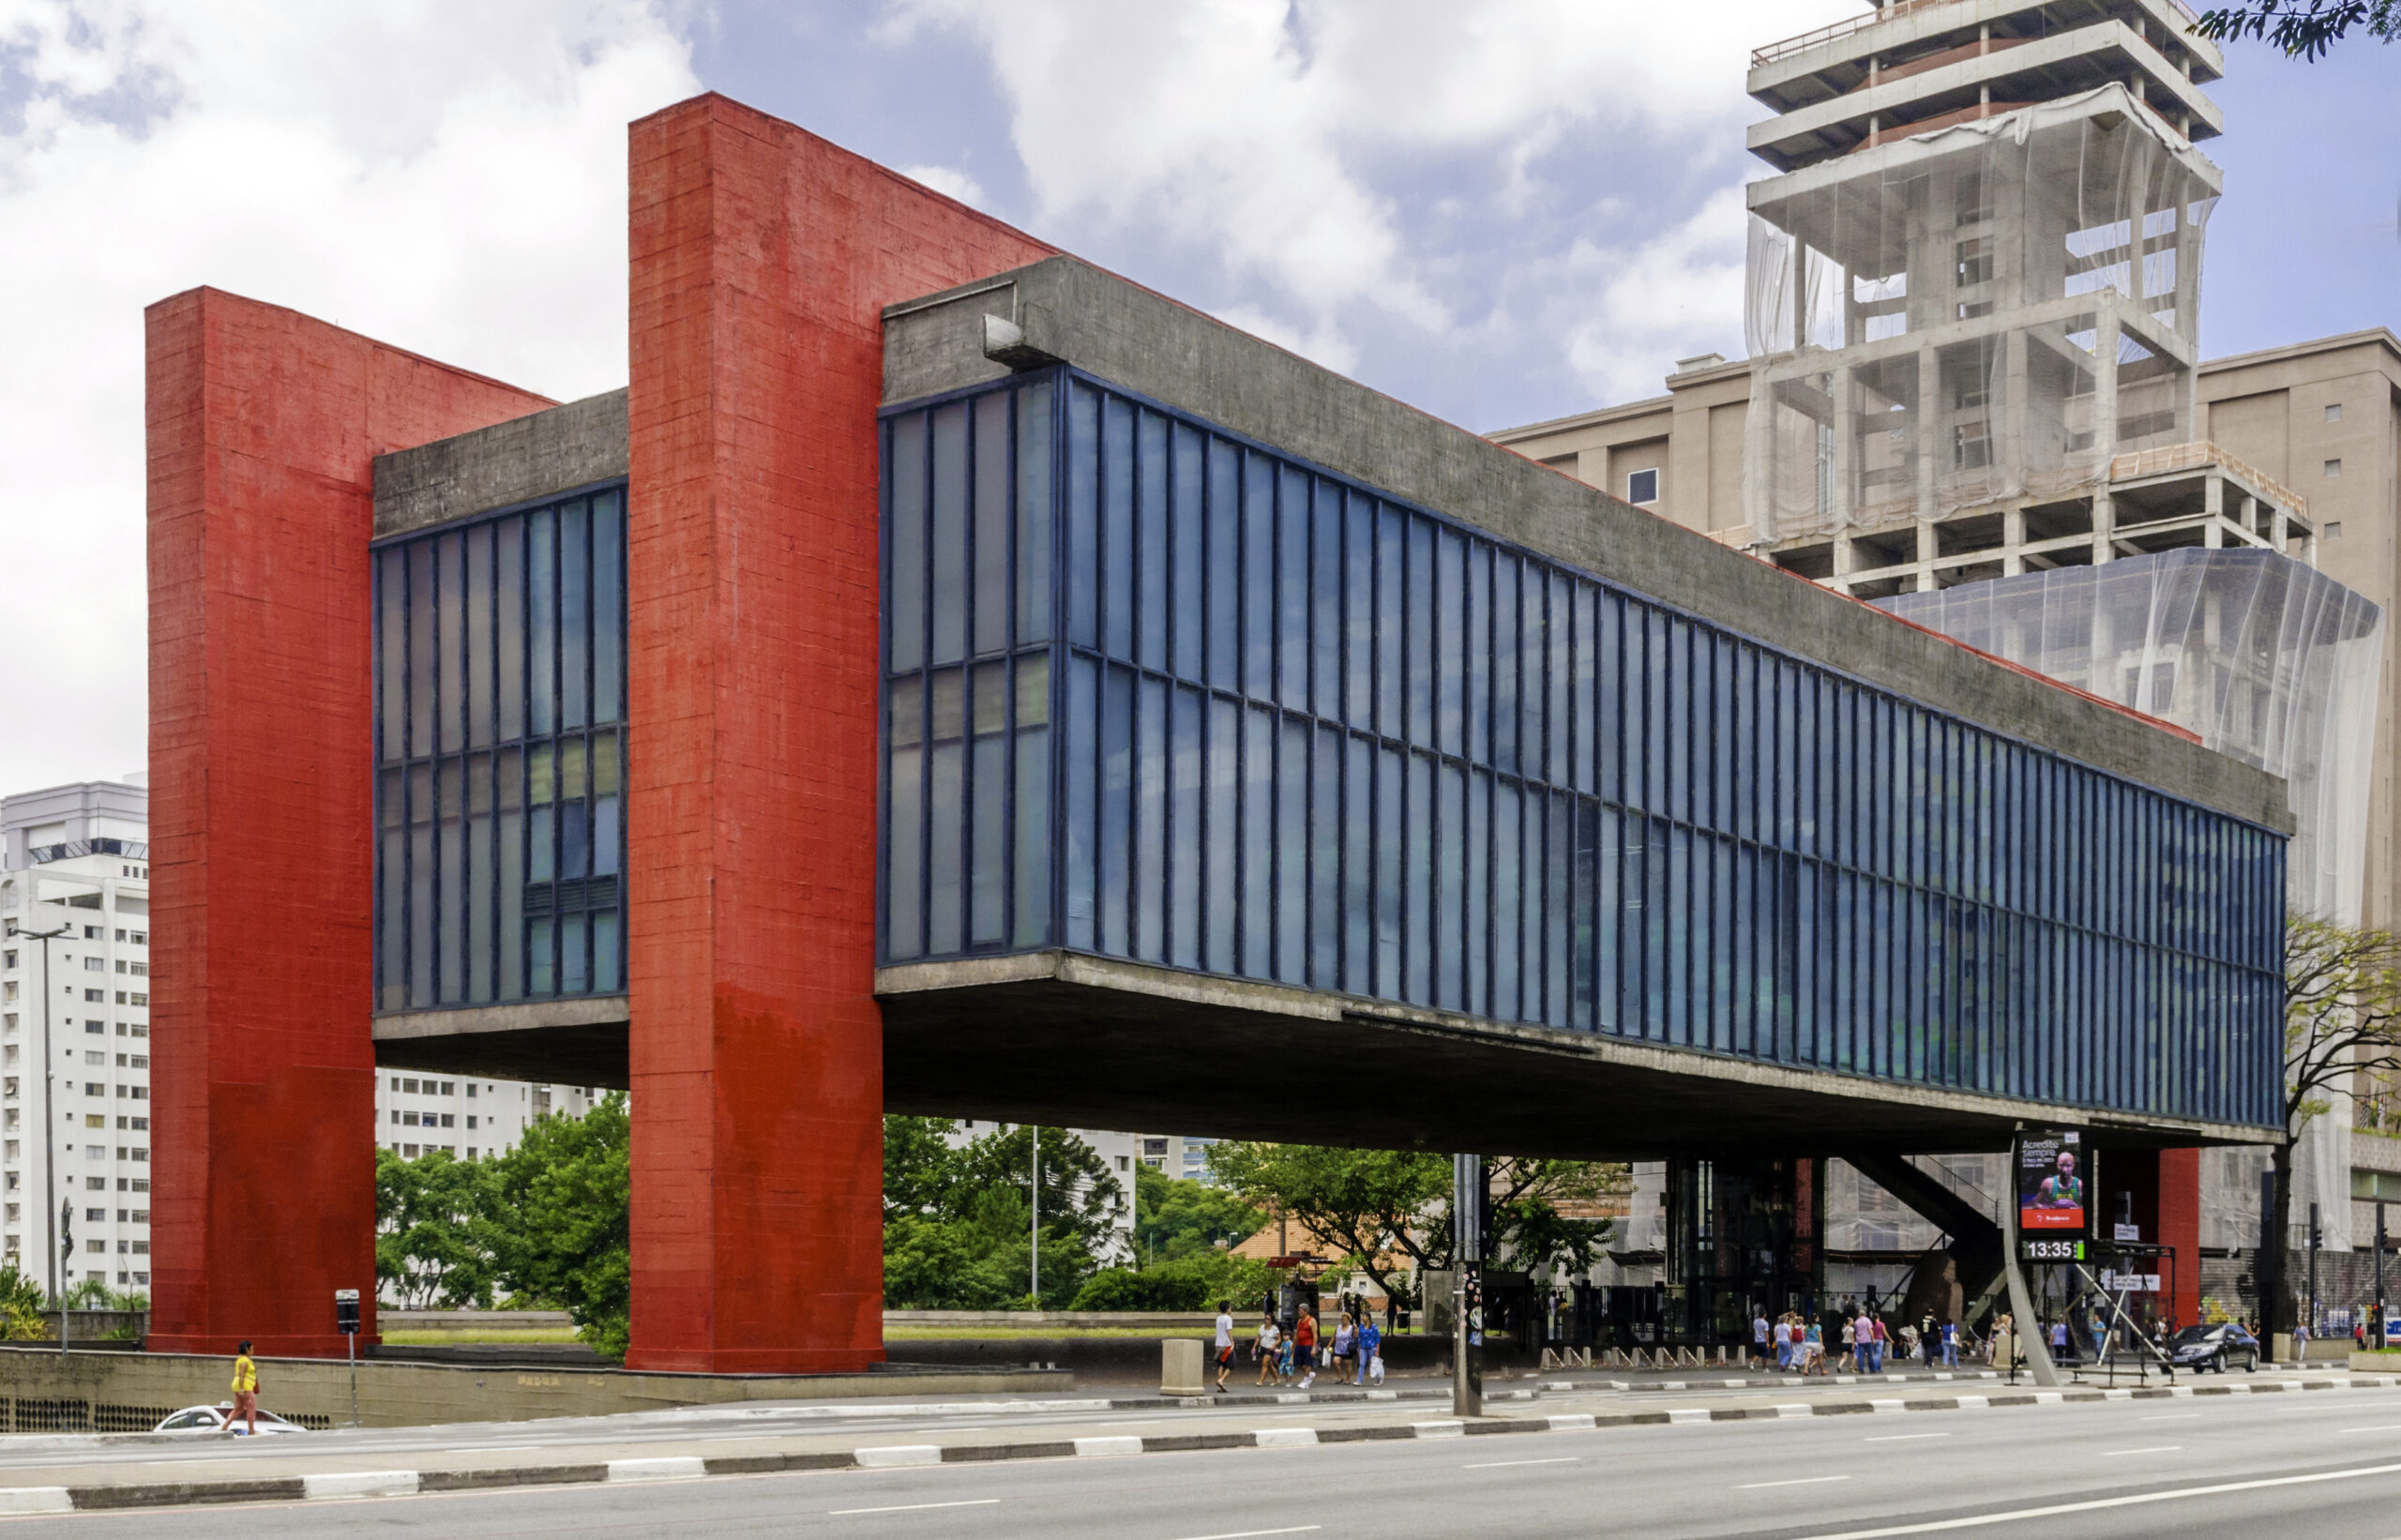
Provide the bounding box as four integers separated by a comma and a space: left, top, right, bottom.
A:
1161, 1338, 1206, 1397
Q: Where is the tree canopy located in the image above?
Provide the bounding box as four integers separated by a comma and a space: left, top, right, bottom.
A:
880, 1117, 1125, 1309
2193, 1, 2400, 59
1204, 1142, 1624, 1303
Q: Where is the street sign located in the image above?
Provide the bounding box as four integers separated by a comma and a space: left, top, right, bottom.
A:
335, 1289, 361, 1336
2100, 1271, 2162, 1293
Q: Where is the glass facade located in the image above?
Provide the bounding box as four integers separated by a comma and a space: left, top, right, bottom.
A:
372, 484, 627, 1012
883, 371, 2286, 1130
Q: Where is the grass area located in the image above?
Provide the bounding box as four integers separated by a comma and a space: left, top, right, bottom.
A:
381, 1327, 584, 1346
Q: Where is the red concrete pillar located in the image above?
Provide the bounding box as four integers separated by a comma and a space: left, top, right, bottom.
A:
146, 289, 551, 1355
2159, 1148, 2202, 1327
622, 96, 1053, 1371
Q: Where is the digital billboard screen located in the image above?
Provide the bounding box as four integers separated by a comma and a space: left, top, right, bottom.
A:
2016, 1129, 2088, 1235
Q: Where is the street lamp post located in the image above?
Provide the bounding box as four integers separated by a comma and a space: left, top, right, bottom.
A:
21, 927, 68, 1322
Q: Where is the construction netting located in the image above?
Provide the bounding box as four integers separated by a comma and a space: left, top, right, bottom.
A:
1880, 549, 2385, 923
1743, 83, 2220, 542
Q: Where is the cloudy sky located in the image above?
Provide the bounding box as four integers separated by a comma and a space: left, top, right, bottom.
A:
0, 0, 2393, 794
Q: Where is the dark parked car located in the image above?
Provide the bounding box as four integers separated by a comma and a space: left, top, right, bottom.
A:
2167, 1322, 2260, 1373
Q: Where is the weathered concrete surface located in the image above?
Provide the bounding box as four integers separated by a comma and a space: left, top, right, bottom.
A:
0, 1345, 1066, 1428
883, 256, 2291, 834
879, 952, 2268, 1155
371, 388, 628, 538
372, 998, 629, 1088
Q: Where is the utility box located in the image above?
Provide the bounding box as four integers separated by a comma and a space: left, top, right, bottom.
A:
1160, 1338, 1205, 1397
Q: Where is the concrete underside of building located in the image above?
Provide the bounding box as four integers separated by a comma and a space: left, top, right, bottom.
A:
146, 92, 2288, 1371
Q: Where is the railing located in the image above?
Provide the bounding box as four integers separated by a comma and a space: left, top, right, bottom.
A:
28, 838, 145, 866
1754, 0, 2200, 69
2108, 440, 2307, 518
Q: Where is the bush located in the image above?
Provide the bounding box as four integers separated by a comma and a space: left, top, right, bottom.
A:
1070, 1268, 1211, 1311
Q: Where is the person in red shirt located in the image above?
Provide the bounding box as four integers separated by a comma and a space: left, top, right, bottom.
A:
1293, 1305, 1320, 1389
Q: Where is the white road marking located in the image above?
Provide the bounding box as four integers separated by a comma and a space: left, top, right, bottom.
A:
1791, 1460, 2401, 1538
2099, 1445, 2182, 1456
1166, 1529, 1322, 1540
1865, 1432, 1953, 1442
1464, 1457, 1580, 1469
827, 1499, 1003, 1516
2345, 1425, 2401, 1432
2139, 1413, 2202, 1422
1741, 1474, 1852, 1489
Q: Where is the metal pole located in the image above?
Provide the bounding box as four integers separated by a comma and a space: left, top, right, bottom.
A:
1999, 1145, 2061, 1388
1452, 1153, 1483, 1419
2377, 1202, 2389, 1350
2309, 1200, 2321, 1345
1029, 1126, 1040, 1306
348, 1332, 359, 1428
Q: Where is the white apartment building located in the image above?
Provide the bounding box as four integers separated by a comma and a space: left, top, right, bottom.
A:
377, 1073, 598, 1161
0, 778, 157, 1295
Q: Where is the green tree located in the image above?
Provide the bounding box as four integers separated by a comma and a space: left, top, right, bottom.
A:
376, 1147, 498, 1309
1131, 1164, 1263, 1265
2265, 918, 2401, 1337
1206, 1143, 1623, 1304
0, 1264, 49, 1340
2193, 0, 2400, 58
877, 1119, 1124, 1308
486, 1095, 631, 1357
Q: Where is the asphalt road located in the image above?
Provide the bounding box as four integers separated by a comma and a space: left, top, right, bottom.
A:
11, 1381, 2401, 1537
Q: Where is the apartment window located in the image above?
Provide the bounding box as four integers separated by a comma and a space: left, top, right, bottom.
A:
439, 1113, 456, 1128
129, 1179, 147, 1193
1954, 420, 1993, 470
83, 1021, 102, 1034
1115, 1155, 1130, 1172
86, 1240, 103, 1255
466, 1083, 477, 1098
402, 1143, 420, 1157
1, 952, 12, 969
402, 1078, 419, 1094
466, 1115, 477, 1130
128, 1148, 145, 1161
388, 1110, 400, 1125
467, 1147, 478, 1159
1625, 468, 1660, 506
402, 1110, 419, 1126
2326, 521, 2344, 541
82, 958, 102, 973
1955, 236, 1992, 287
2326, 403, 2344, 423
82, 928, 99, 941
1955, 174, 1989, 226
2325, 459, 2342, 478
84, 1051, 101, 1066
83, 990, 102, 1003
131, 1241, 147, 1254
84, 1115, 102, 1129
128, 1055, 145, 1069
440, 1080, 456, 1095
122, 1024, 145, 1038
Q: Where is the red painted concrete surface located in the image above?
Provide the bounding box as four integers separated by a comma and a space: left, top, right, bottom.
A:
146, 289, 551, 1356
622, 96, 1054, 1372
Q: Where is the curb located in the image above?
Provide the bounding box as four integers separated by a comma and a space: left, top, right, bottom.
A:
10, 1375, 2386, 1516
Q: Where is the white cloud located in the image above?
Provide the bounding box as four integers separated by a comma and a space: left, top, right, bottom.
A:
1559, 185, 1753, 405
899, 162, 987, 207
886, 0, 1863, 379
0, 0, 697, 794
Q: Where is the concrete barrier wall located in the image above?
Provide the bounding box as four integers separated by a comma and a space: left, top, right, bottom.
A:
0, 1345, 1068, 1428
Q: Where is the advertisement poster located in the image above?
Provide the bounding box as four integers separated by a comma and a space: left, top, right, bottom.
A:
2016, 1129, 2088, 1234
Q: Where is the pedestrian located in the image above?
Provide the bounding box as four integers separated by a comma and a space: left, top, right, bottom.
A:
1332, 1311, 1355, 1384
1839, 1314, 1857, 1372
1803, 1320, 1825, 1375
2050, 1318, 2071, 1363
1774, 1314, 1794, 1371
1358, 1312, 1383, 1385
1852, 1307, 1874, 1374
1255, 1311, 1282, 1386
1874, 1313, 1892, 1374
1293, 1302, 1319, 1388
1214, 1300, 1236, 1394
1941, 1319, 1959, 1367
229, 1339, 259, 1436
1752, 1308, 1770, 1371
1920, 1310, 1937, 1365
1898, 1319, 1920, 1366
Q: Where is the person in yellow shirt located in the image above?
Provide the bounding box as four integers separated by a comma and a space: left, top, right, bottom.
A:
230, 1340, 258, 1436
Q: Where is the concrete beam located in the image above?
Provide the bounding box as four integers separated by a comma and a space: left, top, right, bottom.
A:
877, 952, 2276, 1160
372, 388, 628, 538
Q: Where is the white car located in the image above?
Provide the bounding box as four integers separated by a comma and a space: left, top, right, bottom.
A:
151, 1403, 309, 1436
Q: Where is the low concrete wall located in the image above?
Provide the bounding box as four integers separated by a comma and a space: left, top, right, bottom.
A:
886, 1333, 1465, 1385
886, 1310, 1219, 1330
382, 1309, 573, 1333
0, 1345, 1069, 1428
